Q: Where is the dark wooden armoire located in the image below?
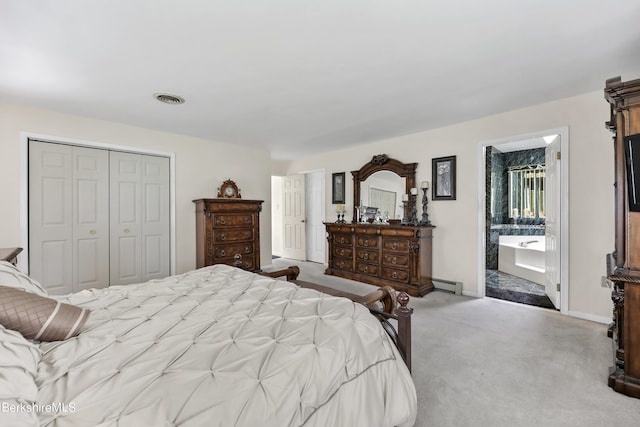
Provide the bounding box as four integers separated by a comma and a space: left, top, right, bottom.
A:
605, 76, 640, 398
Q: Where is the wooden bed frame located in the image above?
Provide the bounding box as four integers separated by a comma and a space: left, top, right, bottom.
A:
261, 266, 413, 372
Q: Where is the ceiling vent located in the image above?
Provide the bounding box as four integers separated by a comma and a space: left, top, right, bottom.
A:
154, 93, 185, 105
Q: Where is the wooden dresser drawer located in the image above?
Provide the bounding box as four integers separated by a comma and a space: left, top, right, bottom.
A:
333, 258, 353, 271
356, 262, 379, 276
383, 239, 410, 253
357, 249, 379, 263
211, 243, 253, 259
356, 235, 379, 248
382, 253, 409, 267
381, 267, 409, 283
333, 245, 353, 258
205, 201, 263, 212
213, 214, 254, 227
218, 255, 255, 271
333, 234, 352, 245
212, 228, 253, 243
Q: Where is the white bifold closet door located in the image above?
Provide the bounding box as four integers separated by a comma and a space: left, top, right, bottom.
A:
29, 141, 110, 294
29, 141, 170, 294
109, 151, 170, 286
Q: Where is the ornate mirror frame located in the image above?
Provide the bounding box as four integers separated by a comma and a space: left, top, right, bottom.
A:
352, 154, 417, 223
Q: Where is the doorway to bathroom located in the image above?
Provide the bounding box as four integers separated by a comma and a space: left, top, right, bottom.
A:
478, 129, 568, 313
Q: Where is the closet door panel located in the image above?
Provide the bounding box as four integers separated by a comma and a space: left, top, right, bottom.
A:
73, 147, 109, 291
110, 152, 142, 285
141, 156, 170, 280
29, 141, 73, 294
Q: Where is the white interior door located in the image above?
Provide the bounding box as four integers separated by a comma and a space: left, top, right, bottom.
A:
305, 171, 325, 263
282, 174, 306, 260
544, 135, 561, 308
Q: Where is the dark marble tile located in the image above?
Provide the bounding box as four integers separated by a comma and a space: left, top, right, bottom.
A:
485, 269, 555, 309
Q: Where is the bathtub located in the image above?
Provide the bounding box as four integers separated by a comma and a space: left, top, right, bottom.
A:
497, 235, 545, 285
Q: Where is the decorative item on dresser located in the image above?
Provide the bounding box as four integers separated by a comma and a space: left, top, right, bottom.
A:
194, 198, 263, 272
217, 178, 241, 198
605, 76, 640, 398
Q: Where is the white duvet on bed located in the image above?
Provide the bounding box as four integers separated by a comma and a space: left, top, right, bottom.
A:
33, 265, 416, 427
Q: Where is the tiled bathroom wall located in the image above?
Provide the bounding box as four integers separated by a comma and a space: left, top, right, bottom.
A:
485, 147, 546, 269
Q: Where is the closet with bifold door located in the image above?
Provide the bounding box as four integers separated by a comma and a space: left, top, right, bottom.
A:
28, 140, 170, 294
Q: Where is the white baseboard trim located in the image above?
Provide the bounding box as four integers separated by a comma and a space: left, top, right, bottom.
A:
567, 310, 611, 325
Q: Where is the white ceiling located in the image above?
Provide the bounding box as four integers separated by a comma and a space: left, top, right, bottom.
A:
2, 1, 640, 160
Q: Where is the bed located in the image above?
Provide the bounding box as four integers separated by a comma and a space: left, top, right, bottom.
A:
0, 260, 417, 427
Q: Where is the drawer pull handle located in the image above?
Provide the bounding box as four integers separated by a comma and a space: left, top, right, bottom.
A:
392, 271, 398, 279
363, 266, 368, 273
245, 232, 250, 238
392, 257, 397, 264
392, 243, 397, 250
340, 249, 345, 256
220, 250, 226, 257
364, 240, 369, 247
363, 253, 368, 260
340, 237, 345, 243
89, 229, 96, 235
245, 218, 251, 223
220, 234, 226, 241
124, 228, 130, 234
245, 246, 250, 253
220, 218, 226, 225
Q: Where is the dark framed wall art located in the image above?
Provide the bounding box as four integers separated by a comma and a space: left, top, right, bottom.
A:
432, 156, 456, 200
332, 172, 346, 204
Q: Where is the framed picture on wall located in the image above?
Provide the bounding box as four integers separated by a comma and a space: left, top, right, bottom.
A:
432, 156, 456, 200
332, 172, 345, 204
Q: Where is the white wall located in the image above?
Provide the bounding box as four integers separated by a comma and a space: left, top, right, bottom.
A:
0, 102, 273, 274
271, 176, 283, 256
281, 90, 615, 320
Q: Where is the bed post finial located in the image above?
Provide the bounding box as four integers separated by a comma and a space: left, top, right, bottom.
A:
396, 292, 412, 373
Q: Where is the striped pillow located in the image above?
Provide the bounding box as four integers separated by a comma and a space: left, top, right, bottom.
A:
0, 286, 90, 341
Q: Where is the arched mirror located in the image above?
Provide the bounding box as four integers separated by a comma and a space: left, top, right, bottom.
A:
352, 154, 417, 223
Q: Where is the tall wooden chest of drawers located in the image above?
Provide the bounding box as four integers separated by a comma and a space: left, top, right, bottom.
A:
194, 199, 263, 272
325, 223, 434, 296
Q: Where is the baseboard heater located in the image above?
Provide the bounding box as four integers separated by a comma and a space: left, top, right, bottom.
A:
432, 278, 462, 295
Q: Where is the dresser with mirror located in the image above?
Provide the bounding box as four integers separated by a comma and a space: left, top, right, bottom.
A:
325, 155, 435, 297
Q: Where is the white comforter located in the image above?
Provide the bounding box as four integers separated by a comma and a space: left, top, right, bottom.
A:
35, 265, 416, 427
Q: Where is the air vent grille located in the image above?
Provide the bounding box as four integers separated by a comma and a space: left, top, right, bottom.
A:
154, 93, 185, 105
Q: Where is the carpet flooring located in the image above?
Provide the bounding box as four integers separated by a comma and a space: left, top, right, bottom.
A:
268, 258, 640, 427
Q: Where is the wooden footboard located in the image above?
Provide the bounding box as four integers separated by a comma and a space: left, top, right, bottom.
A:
261, 266, 413, 372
